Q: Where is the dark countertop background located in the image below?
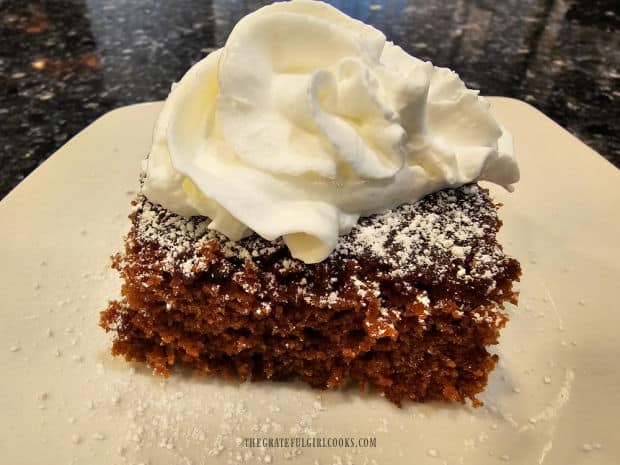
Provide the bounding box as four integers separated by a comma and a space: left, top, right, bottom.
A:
1, 0, 619, 199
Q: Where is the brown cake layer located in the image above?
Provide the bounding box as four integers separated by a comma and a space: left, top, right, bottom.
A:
100, 184, 520, 406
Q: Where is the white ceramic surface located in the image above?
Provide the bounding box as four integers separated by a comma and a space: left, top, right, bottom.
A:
1, 98, 619, 465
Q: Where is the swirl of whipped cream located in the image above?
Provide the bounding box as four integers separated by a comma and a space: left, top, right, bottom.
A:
143, 0, 519, 263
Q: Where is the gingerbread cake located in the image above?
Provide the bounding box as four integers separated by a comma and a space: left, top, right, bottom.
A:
100, 184, 520, 405
101, 1, 521, 406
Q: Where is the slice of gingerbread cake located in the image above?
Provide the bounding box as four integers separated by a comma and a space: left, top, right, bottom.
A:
101, 185, 519, 405
101, 1, 521, 405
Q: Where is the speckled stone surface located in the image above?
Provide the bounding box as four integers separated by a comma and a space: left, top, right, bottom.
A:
1, 0, 618, 198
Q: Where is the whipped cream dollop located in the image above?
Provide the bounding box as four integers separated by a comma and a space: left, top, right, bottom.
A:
143, 0, 519, 263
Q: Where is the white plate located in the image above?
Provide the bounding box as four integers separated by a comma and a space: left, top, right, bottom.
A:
1, 98, 619, 465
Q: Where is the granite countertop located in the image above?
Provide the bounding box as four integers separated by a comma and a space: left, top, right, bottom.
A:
1, 0, 619, 198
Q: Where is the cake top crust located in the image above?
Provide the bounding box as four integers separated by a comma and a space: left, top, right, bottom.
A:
129, 184, 518, 306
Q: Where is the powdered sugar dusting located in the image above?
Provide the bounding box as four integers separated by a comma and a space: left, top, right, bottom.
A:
132, 185, 508, 289
125, 184, 516, 329
131, 199, 283, 277
338, 185, 502, 287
